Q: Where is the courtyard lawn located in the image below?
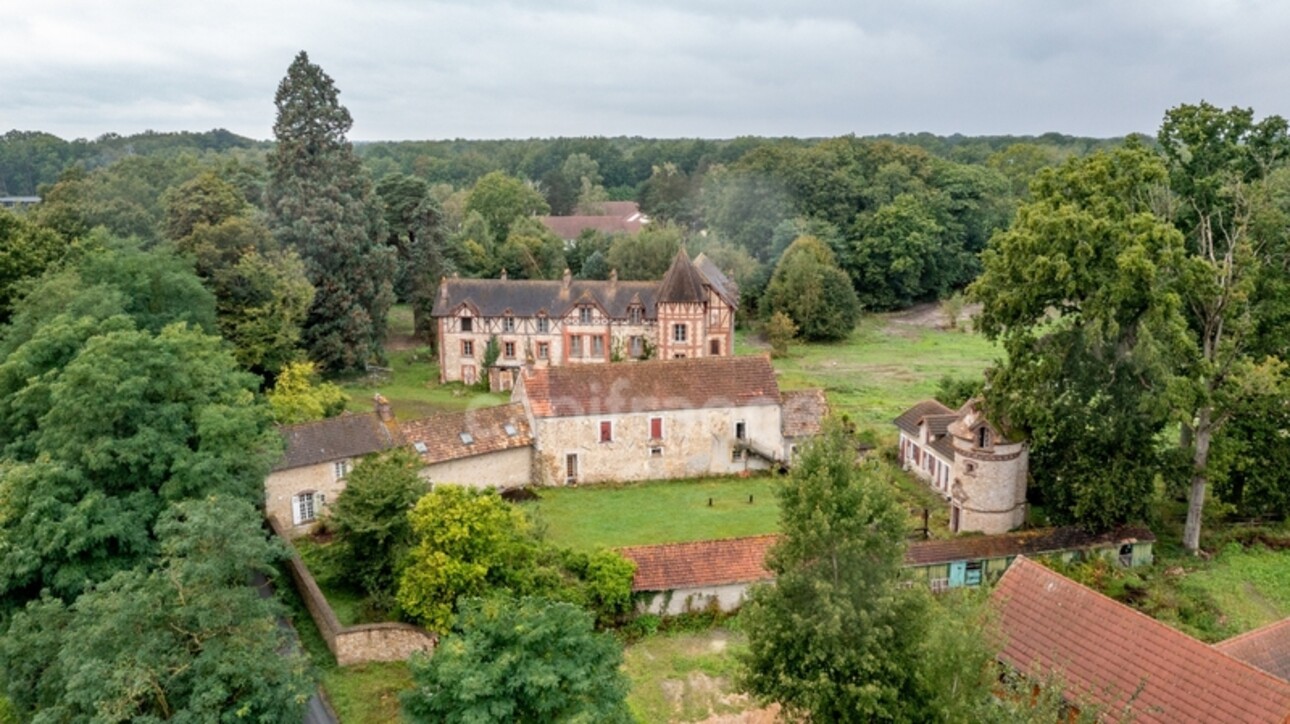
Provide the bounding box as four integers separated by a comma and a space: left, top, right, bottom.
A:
738, 311, 1000, 436
338, 345, 508, 420
524, 476, 782, 551
322, 663, 413, 724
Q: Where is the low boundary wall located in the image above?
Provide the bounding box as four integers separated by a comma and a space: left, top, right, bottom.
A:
268, 516, 437, 666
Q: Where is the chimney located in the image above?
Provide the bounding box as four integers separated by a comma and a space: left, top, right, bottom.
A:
500, 268, 508, 281
374, 393, 394, 422
438, 276, 448, 304
562, 268, 572, 290
609, 268, 618, 288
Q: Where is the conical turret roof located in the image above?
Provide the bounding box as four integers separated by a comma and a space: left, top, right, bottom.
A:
657, 248, 707, 303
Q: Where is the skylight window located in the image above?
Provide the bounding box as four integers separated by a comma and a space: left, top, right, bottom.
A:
413, 441, 428, 454
460, 432, 474, 445
503, 423, 518, 437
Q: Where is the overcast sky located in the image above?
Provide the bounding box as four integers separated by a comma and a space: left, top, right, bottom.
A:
3, 1, 1288, 141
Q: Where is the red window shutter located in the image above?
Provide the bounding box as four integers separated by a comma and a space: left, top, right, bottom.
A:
651, 417, 663, 439
600, 421, 612, 442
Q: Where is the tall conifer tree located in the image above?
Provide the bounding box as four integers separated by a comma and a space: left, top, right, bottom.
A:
265, 51, 394, 372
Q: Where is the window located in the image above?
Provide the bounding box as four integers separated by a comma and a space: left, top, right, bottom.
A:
460, 316, 473, 332
965, 561, 983, 587
673, 323, 687, 342
579, 306, 593, 324
292, 491, 325, 525
570, 335, 583, 357
536, 316, 549, 333
503, 341, 516, 358
333, 460, 349, 480
628, 305, 643, 324
929, 577, 950, 593
976, 427, 991, 448
709, 339, 721, 356
461, 340, 474, 357
731, 447, 746, 462
565, 453, 579, 484
735, 421, 747, 441
1118, 544, 1134, 568
537, 342, 550, 359
650, 417, 664, 440
502, 316, 516, 332
650, 446, 663, 458
503, 423, 519, 437
591, 335, 604, 357
964, 461, 977, 474
599, 420, 613, 443
630, 336, 644, 358
460, 432, 474, 445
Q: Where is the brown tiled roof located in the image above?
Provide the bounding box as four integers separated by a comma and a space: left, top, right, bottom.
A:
399, 403, 532, 466
274, 413, 399, 471
618, 535, 778, 591
1217, 618, 1290, 683
893, 399, 955, 436
993, 557, 1290, 723
692, 252, 739, 306
657, 247, 707, 303
905, 526, 1154, 566
520, 355, 780, 418
593, 201, 644, 218
538, 214, 644, 240
781, 389, 828, 438
431, 278, 659, 318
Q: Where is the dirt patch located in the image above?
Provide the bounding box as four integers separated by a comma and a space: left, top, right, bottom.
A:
884, 301, 982, 331
385, 333, 424, 351
697, 703, 782, 724
500, 487, 540, 503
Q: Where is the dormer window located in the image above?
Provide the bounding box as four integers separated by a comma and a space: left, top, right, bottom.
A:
628, 305, 643, 324
461, 316, 473, 332
536, 316, 549, 333
579, 306, 593, 324
502, 315, 516, 333
976, 427, 991, 448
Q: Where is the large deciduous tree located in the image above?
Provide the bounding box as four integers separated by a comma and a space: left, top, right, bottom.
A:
0, 497, 309, 721
327, 448, 425, 597
265, 50, 395, 373
971, 144, 1191, 530
375, 173, 451, 340
739, 423, 930, 720
464, 171, 549, 246
761, 235, 860, 341
401, 596, 632, 724
1157, 102, 1290, 551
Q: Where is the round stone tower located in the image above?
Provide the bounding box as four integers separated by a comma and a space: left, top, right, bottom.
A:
947, 400, 1027, 534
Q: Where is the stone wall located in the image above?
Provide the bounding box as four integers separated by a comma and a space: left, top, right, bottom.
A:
953, 439, 1028, 534
639, 582, 757, 616
268, 516, 437, 666
419, 446, 533, 489
531, 404, 782, 484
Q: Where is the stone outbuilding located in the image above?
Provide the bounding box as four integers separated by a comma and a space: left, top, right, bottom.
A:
264, 399, 401, 537
895, 398, 1028, 534
618, 535, 778, 615
513, 355, 796, 485
399, 403, 534, 489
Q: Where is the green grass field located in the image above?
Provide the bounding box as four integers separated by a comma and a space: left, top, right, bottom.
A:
740, 313, 1000, 436
623, 629, 756, 723
525, 476, 782, 551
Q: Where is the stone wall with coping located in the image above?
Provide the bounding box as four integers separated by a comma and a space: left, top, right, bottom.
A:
268, 516, 437, 666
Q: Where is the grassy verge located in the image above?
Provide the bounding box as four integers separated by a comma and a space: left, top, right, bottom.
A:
623, 628, 759, 723
523, 476, 782, 551
322, 663, 414, 724
739, 314, 999, 436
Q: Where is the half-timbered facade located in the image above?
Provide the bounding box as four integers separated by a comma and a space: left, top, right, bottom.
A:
431, 249, 738, 384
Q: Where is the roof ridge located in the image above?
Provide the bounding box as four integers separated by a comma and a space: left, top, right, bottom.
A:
1215, 616, 1290, 649
276, 411, 375, 431
617, 533, 782, 553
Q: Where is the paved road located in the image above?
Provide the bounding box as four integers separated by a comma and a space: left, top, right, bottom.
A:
253, 573, 340, 724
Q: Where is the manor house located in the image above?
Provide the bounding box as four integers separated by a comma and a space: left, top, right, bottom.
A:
431, 248, 737, 385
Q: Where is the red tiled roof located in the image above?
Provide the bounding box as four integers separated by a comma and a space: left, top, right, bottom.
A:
992, 557, 1290, 723
1217, 618, 1290, 683
617, 535, 779, 591
537, 214, 644, 239
399, 403, 532, 465
520, 355, 780, 418
904, 526, 1155, 567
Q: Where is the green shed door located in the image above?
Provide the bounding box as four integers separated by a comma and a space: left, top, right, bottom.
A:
948, 561, 966, 588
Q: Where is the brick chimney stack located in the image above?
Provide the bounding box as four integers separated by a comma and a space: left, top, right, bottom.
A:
374, 393, 394, 422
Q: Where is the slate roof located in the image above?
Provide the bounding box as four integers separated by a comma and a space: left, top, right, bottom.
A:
893, 399, 955, 436
993, 557, 1290, 723
1217, 618, 1290, 683
692, 252, 739, 306
399, 403, 533, 466
273, 413, 399, 471
431, 278, 659, 319
781, 389, 828, 438
657, 247, 707, 303
904, 526, 1155, 567
618, 535, 778, 591
520, 355, 781, 418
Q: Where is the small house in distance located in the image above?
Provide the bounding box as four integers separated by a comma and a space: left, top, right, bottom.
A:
894, 398, 1028, 534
